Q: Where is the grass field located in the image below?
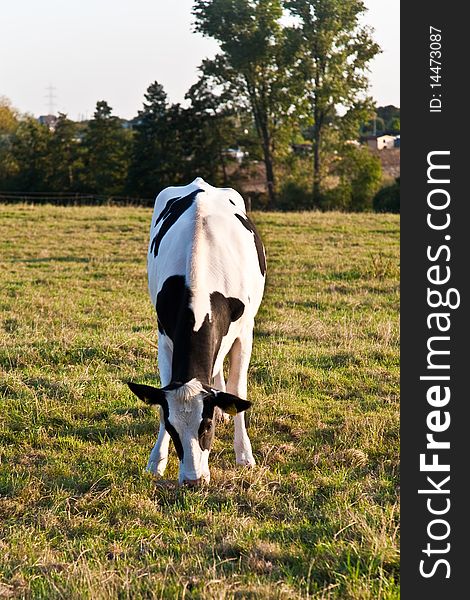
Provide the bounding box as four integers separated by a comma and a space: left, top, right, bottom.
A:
0, 205, 399, 599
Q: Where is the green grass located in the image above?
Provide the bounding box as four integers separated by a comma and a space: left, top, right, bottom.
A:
0, 205, 399, 599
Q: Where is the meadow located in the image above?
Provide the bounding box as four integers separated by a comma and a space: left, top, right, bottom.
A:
0, 205, 399, 599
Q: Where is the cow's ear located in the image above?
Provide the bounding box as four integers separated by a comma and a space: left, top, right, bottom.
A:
212, 391, 252, 415
127, 382, 166, 406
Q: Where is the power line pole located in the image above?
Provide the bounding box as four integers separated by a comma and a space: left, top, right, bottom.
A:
45, 84, 57, 115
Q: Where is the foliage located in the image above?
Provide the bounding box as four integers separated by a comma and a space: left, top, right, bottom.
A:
0, 205, 399, 599
82, 101, 131, 195
127, 82, 174, 197
363, 106, 400, 135
373, 177, 400, 213
323, 145, 382, 211
362, 115, 385, 135
376, 105, 400, 128
0, 98, 20, 184
284, 0, 380, 205
277, 155, 313, 210
0, 97, 19, 135
278, 180, 312, 210
5, 118, 52, 191
344, 146, 382, 211
193, 0, 307, 206
184, 77, 232, 185
389, 117, 400, 134
47, 113, 82, 193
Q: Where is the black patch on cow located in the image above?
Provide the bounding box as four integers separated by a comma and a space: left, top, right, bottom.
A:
160, 402, 184, 461
198, 396, 216, 451
201, 387, 252, 414
127, 381, 166, 405
156, 275, 245, 384
226, 295, 245, 322
150, 189, 203, 257
162, 381, 184, 391
155, 196, 181, 227
234, 213, 266, 276
127, 381, 185, 460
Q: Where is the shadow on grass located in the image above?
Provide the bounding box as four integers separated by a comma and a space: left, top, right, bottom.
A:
299, 351, 362, 369
45, 417, 157, 444
254, 329, 310, 342
275, 299, 326, 310
12, 256, 91, 263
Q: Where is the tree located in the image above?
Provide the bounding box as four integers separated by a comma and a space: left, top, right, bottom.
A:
0, 98, 20, 187
128, 82, 185, 197
331, 144, 382, 211
193, 0, 306, 207
389, 117, 400, 134
285, 0, 380, 206
7, 118, 52, 191
185, 76, 236, 186
0, 97, 19, 135
82, 101, 131, 195
362, 115, 385, 135
47, 113, 82, 192
373, 177, 400, 213
376, 105, 400, 128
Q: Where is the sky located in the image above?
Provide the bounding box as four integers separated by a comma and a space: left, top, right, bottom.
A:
1, 0, 399, 120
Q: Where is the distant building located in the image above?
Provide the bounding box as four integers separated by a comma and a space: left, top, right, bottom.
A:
38, 114, 58, 131
291, 142, 313, 155
361, 134, 397, 150
223, 148, 247, 163
121, 117, 142, 130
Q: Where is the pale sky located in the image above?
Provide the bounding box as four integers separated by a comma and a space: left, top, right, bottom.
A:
1, 0, 399, 120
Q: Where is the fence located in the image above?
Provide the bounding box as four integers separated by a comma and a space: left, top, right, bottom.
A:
0, 191, 155, 207
0, 191, 255, 211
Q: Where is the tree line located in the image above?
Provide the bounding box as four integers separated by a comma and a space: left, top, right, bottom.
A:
0, 0, 399, 211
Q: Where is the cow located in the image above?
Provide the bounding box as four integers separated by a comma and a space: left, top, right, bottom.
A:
127, 177, 266, 486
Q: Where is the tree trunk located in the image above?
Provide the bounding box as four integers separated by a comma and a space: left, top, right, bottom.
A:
245, 76, 276, 209
312, 129, 321, 207
214, 115, 228, 186
261, 127, 276, 209
219, 150, 228, 186
263, 148, 276, 208
312, 98, 324, 208
216, 128, 228, 185
312, 85, 323, 208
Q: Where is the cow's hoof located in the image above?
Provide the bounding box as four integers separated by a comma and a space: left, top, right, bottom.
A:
236, 455, 256, 467
146, 461, 166, 477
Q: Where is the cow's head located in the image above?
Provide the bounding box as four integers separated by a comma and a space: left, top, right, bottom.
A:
127, 379, 251, 486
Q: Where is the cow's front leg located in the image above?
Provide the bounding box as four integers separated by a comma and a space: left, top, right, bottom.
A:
146, 408, 171, 476
227, 334, 255, 467
146, 334, 172, 475
233, 412, 255, 466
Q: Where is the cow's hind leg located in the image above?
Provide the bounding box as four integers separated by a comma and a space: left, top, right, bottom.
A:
227, 332, 255, 467
147, 334, 172, 476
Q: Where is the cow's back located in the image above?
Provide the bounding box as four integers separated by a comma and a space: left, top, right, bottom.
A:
148, 178, 265, 323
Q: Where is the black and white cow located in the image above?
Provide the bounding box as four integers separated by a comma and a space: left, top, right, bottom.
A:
127, 177, 266, 486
